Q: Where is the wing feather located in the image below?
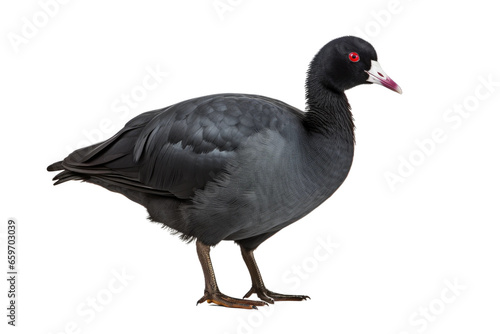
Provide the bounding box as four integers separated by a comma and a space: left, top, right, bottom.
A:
58, 93, 303, 199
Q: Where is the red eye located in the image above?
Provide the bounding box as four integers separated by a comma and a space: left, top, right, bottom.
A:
349, 52, 360, 62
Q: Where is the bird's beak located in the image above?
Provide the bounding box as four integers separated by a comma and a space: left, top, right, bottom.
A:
365, 60, 402, 94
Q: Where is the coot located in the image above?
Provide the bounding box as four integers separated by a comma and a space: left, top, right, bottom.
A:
48, 36, 401, 309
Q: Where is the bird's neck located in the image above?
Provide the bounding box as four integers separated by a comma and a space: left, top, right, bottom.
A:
304, 72, 355, 143
286, 66, 356, 205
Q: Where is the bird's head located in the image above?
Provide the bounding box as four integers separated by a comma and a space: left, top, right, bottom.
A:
309, 36, 402, 94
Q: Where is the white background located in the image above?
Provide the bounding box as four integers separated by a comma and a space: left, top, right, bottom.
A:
1, 1, 499, 333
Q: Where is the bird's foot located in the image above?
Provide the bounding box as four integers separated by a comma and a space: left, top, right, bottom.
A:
197, 290, 268, 309
243, 286, 310, 304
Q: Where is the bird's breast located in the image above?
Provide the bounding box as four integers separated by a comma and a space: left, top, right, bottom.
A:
184, 129, 354, 242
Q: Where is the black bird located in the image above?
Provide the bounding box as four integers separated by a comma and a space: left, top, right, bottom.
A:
47, 36, 401, 309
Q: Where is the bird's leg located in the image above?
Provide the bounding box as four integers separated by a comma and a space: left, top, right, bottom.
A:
196, 240, 267, 309
241, 246, 310, 303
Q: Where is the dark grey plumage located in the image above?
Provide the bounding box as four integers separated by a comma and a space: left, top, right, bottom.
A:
48, 92, 353, 249
48, 36, 401, 308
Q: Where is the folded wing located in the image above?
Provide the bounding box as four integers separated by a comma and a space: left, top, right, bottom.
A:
51, 94, 300, 199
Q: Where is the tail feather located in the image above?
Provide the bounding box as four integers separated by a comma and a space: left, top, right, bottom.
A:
47, 141, 108, 185
47, 161, 64, 171
47, 109, 166, 192
52, 170, 88, 185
